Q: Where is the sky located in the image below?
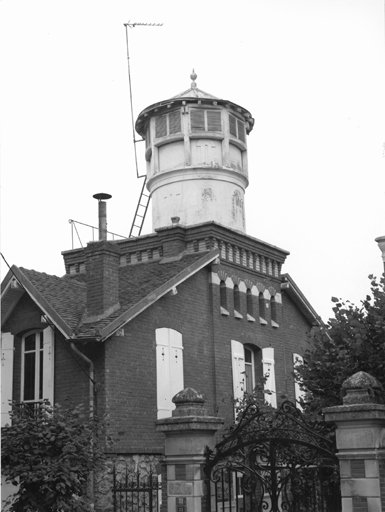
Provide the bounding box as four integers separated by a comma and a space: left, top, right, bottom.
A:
1, 0, 384, 323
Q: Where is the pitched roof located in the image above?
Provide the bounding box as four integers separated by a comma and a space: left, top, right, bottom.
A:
280, 273, 322, 326
1, 266, 86, 338
20, 268, 86, 330
76, 250, 219, 340
1, 250, 219, 342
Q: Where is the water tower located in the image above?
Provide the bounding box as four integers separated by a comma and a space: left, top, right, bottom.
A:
135, 71, 254, 234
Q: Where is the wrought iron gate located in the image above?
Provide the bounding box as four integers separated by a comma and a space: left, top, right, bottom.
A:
205, 401, 341, 512
112, 466, 162, 512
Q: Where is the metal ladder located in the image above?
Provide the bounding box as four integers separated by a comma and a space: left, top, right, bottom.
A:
129, 177, 151, 238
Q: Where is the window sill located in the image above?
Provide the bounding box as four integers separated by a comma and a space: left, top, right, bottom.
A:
154, 134, 184, 147
259, 317, 268, 325
234, 310, 243, 319
271, 320, 279, 328
229, 137, 247, 151
190, 132, 224, 141
247, 314, 255, 322
220, 307, 230, 316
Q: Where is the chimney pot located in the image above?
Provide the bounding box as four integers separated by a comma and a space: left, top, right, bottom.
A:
93, 193, 112, 241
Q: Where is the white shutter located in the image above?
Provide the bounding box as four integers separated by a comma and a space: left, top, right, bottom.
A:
1, 332, 14, 427
156, 329, 170, 419
42, 326, 54, 405
156, 328, 184, 419
293, 353, 305, 407
231, 340, 245, 402
262, 347, 277, 408
169, 329, 184, 401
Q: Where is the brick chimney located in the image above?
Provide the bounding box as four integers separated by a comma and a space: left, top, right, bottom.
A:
84, 241, 121, 322
83, 193, 120, 322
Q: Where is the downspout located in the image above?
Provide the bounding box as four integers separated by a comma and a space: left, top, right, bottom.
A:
70, 341, 95, 509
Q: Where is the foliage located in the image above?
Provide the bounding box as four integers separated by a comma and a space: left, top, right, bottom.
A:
297, 275, 385, 416
234, 381, 272, 419
1, 401, 109, 512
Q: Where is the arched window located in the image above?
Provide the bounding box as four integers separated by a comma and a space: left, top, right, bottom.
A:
231, 343, 262, 403
271, 296, 277, 323
259, 292, 266, 320
220, 281, 227, 310
233, 285, 241, 313
244, 347, 255, 395
246, 289, 253, 317
21, 327, 54, 405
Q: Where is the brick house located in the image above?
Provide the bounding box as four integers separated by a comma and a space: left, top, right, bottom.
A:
1, 73, 321, 509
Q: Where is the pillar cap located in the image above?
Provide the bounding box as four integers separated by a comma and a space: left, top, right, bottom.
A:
342, 371, 383, 405
155, 388, 224, 432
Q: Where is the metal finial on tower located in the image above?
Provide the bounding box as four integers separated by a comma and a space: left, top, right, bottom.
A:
190, 69, 197, 89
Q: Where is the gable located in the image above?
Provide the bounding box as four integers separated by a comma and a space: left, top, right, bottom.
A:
2, 293, 45, 336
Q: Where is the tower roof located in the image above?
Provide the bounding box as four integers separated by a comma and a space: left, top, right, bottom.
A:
171, 69, 220, 100
135, 70, 254, 138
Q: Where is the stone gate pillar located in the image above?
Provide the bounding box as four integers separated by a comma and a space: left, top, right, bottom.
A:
155, 388, 224, 512
324, 371, 385, 512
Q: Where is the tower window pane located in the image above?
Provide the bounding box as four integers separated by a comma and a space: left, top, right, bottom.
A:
191, 109, 205, 131
207, 110, 222, 131
169, 110, 181, 134
237, 119, 246, 142
155, 114, 167, 138
229, 114, 237, 137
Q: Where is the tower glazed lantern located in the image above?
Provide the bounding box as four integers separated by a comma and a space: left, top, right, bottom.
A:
135, 71, 255, 234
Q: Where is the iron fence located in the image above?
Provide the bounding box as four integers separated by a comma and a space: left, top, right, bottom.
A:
112, 466, 162, 512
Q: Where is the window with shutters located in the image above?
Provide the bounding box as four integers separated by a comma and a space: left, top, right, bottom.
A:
244, 347, 254, 394
229, 113, 246, 143
155, 328, 184, 419
155, 110, 182, 139
190, 109, 222, 132
231, 341, 257, 402
21, 327, 54, 405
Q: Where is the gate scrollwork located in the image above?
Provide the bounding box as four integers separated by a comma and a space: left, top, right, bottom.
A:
205, 401, 340, 512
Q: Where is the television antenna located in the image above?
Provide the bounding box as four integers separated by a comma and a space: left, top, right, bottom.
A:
124, 21, 163, 238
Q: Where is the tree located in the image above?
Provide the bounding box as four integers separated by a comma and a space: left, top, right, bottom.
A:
297, 275, 385, 416
1, 401, 109, 512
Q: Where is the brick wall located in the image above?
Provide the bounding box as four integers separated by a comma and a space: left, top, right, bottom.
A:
102, 261, 311, 452
85, 241, 120, 317
3, 258, 312, 456
104, 268, 215, 453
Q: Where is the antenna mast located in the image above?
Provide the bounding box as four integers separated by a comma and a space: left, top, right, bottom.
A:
124, 20, 163, 238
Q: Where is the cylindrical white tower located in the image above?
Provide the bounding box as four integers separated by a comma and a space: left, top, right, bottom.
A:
135, 72, 254, 233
